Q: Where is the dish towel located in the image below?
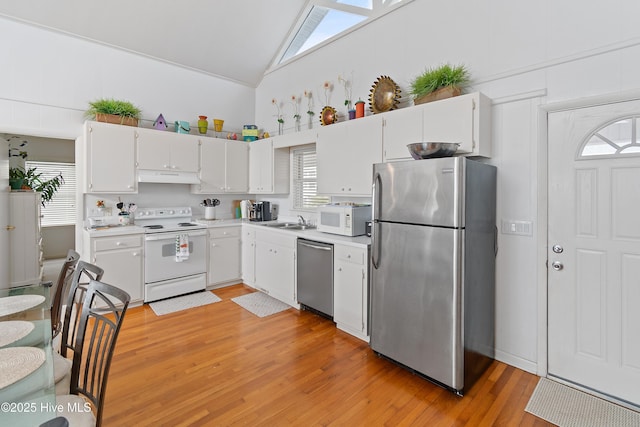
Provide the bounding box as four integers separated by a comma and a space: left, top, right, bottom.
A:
176, 234, 189, 262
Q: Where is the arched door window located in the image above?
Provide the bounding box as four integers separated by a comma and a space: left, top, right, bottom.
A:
578, 116, 640, 158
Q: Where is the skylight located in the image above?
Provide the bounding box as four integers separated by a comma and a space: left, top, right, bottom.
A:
276, 0, 410, 65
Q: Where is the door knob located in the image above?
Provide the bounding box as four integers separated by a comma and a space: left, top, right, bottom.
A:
552, 245, 563, 254
551, 261, 563, 271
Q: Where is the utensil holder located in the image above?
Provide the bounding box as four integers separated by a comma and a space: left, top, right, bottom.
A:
205, 206, 216, 220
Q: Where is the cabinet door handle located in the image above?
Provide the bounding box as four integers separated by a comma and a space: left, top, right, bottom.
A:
116, 242, 123, 246
132, 252, 139, 257
5, 225, 15, 231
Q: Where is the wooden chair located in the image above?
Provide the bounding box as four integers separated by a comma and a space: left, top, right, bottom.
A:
49, 249, 81, 339
55, 280, 130, 427
54, 261, 104, 395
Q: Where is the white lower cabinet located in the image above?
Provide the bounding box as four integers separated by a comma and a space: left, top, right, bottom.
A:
208, 226, 241, 286
254, 228, 296, 307
333, 244, 369, 341
241, 227, 256, 286
88, 233, 143, 304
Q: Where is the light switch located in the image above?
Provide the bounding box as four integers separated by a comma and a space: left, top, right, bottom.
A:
501, 219, 533, 236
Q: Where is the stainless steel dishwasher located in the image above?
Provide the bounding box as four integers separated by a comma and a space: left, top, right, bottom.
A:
297, 238, 334, 318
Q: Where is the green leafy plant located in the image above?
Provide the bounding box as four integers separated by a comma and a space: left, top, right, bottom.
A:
9, 166, 64, 206
409, 64, 470, 99
85, 98, 141, 120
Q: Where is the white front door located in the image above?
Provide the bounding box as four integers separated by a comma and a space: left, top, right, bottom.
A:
0, 139, 9, 288
548, 100, 640, 407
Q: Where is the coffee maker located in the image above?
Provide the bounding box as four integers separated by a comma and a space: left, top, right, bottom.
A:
252, 201, 272, 221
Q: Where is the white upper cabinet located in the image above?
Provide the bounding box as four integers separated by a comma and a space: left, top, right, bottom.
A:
225, 140, 250, 193
383, 92, 492, 161
382, 106, 423, 161
193, 138, 248, 194
249, 139, 290, 194
83, 121, 137, 193
317, 115, 383, 196
136, 128, 199, 173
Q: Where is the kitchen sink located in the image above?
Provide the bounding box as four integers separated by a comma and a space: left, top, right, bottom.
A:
261, 222, 315, 231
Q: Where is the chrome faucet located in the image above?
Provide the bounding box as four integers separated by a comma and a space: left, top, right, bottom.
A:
297, 215, 307, 226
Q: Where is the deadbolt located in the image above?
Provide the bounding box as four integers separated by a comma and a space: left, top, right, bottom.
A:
552, 245, 563, 254
551, 261, 563, 271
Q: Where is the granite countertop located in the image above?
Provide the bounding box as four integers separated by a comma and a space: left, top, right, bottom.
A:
83, 218, 370, 248
84, 224, 146, 237
244, 221, 370, 248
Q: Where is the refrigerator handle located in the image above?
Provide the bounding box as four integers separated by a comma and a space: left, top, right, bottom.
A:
372, 172, 382, 221
371, 222, 380, 269
371, 172, 382, 269
494, 225, 499, 256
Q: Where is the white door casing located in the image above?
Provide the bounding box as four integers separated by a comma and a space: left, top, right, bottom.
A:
548, 100, 640, 407
0, 139, 9, 288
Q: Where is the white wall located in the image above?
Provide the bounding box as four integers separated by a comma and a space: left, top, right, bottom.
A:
0, 16, 255, 139
255, 0, 640, 373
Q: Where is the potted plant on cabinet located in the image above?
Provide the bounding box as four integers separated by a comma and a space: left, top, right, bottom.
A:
9, 166, 64, 206
410, 63, 470, 105
85, 98, 142, 127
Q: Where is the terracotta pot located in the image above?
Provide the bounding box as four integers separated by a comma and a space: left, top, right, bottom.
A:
413, 86, 462, 106
95, 113, 139, 127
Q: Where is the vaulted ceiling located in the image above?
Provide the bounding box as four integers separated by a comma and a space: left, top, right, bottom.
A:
0, 0, 308, 87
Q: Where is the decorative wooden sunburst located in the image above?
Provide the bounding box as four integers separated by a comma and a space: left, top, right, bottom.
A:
369, 75, 401, 114
320, 105, 338, 126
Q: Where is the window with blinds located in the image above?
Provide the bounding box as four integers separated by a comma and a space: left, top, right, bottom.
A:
292, 146, 330, 210
25, 161, 76, 227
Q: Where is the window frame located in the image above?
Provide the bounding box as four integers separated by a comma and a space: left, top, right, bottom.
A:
25, 160, 76, 227
270, 0, 413, 69
291, 144, 330, 211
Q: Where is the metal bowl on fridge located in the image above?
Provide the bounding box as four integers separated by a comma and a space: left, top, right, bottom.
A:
407, 142, 460, 159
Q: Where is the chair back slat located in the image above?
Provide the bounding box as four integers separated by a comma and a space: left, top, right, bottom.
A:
50, 249, 80, 338
60, 261, 104, 358
69, 280, 130, 427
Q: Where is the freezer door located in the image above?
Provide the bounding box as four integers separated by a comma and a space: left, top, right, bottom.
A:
372, 158, 464, 228
370, 221, 464, 390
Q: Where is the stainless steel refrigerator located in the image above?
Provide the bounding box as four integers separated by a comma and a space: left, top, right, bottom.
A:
370, 157, 497, 395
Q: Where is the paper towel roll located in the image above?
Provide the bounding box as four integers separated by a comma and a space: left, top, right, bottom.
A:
240, 200, 248, 219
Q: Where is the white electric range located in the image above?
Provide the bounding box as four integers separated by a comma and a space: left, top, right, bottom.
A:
135, 207, 208, 302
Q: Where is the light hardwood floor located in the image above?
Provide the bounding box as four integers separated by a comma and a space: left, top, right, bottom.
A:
102, 284, 552, 426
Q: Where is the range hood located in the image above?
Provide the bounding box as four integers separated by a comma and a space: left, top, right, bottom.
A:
137, 170, 200, 184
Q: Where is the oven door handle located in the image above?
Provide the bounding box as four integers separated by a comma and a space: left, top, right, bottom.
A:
145, 230, 208, 241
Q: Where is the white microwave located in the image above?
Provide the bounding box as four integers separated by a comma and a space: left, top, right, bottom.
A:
317, 204, 371, 237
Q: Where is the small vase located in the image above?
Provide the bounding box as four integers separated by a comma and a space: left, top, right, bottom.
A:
355, 100, 365, 118
348, 109, 356, 120
278, 121, 284, 135
307, 114, 314, 130
295, 117, 301, 132
197, 116, 208, 134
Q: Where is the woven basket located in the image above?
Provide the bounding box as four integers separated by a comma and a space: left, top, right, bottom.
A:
413, 86, 462, 106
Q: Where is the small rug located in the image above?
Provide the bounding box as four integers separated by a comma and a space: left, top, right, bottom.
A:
525, 377, 640, 426
149, 291, 221, 316
231, 292, 290, 318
